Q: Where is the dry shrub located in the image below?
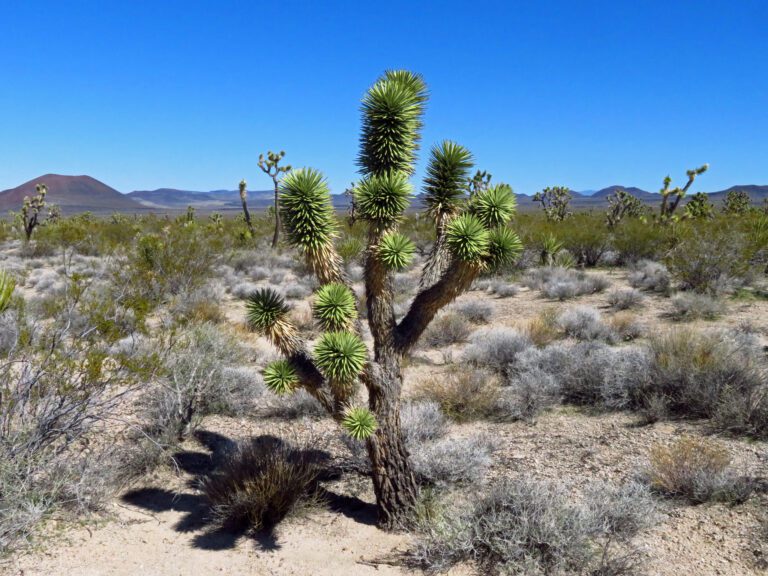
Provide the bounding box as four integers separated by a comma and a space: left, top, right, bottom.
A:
422, 312, 472, 348
200, 436, 326, 531
646, 436, 751, 504
414, 367, 499, 422
524, 307, 560, 347
608, 312, 645, 341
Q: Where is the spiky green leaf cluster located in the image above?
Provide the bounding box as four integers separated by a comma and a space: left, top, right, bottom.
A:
342, 406, 378, 440
314, 283, 357, 331
471, 184, 517, 228
445, 214, 490, 262
0, 270, 15, 313
245, 288, 289, 332
423, 141, 473, 220
279, 168, 336, 250
262, 359, 299, 395
358, 70, 427, 177
378, 232, 415, 270
486, 227, 523, 270
314, 331, 367, 383
354, 171, 413, 225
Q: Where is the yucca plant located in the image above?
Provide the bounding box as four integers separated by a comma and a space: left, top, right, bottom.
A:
245, 70, 522, 528
0, 270, 15, 313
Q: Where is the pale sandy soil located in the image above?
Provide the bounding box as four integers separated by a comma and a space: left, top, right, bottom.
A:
4, 265, 768, 576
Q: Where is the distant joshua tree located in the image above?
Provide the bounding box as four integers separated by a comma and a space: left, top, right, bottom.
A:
246, 70, 522, 527
17, 183, 58, 242
238, 179, 255, 237
258, 150, 292, 248
684, 192, 715, 219
605, 188, 645, 228
657, 164, 709, 222
533, 186, 572, 222
723, 189, 752, 215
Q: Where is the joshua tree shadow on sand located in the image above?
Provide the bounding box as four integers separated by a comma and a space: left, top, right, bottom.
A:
121, 430, 372, 551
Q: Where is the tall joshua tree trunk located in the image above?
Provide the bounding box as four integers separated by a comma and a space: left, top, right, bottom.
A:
272, 182, 280, 248
258, 150, 292, 249
245, 71, 522, 528
366, 358, 418, 528
238, 180, 255, 237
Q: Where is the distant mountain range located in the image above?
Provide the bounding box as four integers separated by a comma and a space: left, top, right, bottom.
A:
1, 174, 767, 215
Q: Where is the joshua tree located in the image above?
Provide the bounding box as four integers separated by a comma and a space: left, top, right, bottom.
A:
18, 184, 54, 242
467, 169, 492, 198
605, 188, 645, 228
657, 164, 708, 222
723, 189, 752, 215
684, 192, 715, 219
0, 270, 15, 313
258, 150, 292, 248
533, 186, 572, 222
238, 179, 255, 237
246, 70, 522, 528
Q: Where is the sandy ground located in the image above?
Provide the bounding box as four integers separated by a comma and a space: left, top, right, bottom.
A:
4, 264, 768, 576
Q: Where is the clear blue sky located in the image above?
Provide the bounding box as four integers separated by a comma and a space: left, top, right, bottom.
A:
1, 0, 766, 195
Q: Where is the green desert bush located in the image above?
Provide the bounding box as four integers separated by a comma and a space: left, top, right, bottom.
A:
140, 323, 253, 443
611, 219, 668, 264
665, 226, 751, 294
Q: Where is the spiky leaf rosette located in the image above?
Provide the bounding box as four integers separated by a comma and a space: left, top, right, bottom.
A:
445, 214, 490, 262
378, 232, 415, 271
354, 171, 413, 225
342, 406, 378, 440
471, 184, 517, 228
246, 288, 289, 331
263, 359, 299, 395
358, 70, 427, 177
423, 141, 474, 221
280, 168, 342, 283
314, 283, 358, 331
313, 331, 367, 384
486, 227, 523, 270
0, 270, 15, 313
280, 168, 336, 250
246, 288, 299, 352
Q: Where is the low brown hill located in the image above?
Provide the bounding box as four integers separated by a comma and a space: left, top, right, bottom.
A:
0, 174, 144, 215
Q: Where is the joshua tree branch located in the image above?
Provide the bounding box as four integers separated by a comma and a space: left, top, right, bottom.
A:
394, 257, 481, 354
